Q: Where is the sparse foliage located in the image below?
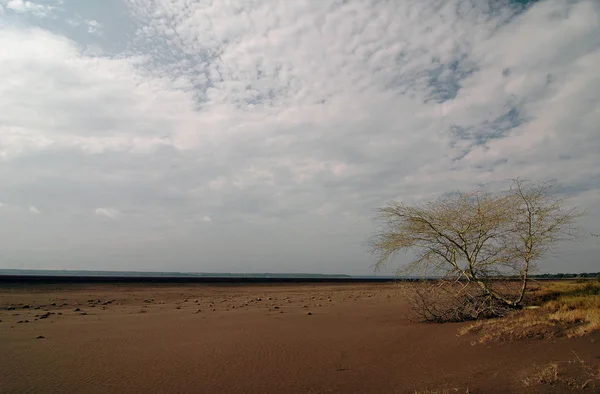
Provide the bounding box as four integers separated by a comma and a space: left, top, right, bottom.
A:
370, 178, 581, 318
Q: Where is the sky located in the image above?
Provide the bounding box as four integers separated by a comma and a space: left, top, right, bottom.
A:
0, 0, 599, 275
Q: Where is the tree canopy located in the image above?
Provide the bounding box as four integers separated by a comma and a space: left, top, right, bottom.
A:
370, 178, 581, 307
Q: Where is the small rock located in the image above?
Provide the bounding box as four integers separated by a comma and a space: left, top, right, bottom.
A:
7, 306, 15, 311
50, 303, 56, 306
195, 309, 202, 313
303, 305, 308, 308
39, 312, 51, 319
268, 297, 272, 300
17, 320, 24, 324
22, 305, 30, 309
24, 320, 29, 323
256, 298, 262, 301
306, 312, 312, 315
36, 335, 45, 339
74, 308, 81, 312
273, 306, 280, 309
80, 312, 87, 315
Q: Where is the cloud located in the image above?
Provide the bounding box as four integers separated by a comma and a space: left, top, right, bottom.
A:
85, 19, 101, 35
1, 0, 54, 17
0, 26, 196, 159
0, 0, 598, 273
94, 207, 120, 220
29, 205, 40, 214
66, 17, 103, 36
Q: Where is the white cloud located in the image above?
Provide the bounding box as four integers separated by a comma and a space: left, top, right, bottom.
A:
94, 208, 120, 220
29, 205, 40, 214
0, 0, 598, 273
66, 17, 104, 36
2, 0, 53, 17
201, 215, 212, 223
0, 26, 199, 159
86, 19, 102, 35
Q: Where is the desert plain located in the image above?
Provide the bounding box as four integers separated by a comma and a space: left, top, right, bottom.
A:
1, 281, 599, 393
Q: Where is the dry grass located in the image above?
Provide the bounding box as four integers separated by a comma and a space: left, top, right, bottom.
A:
522, 362, 559, 387
413, 389, 469, 394
521, 353, 600, 391
459, 281, 600, 343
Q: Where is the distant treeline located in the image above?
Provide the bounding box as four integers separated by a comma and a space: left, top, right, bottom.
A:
530, 272, 600, 279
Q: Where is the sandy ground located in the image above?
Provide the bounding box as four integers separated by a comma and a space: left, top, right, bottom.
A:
1, 282, 598, 393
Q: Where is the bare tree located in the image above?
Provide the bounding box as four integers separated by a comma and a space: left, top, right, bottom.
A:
370, 178, 581, 311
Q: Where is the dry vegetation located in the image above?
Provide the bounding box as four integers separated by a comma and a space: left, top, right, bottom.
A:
522, 362, 559, 387
459, 280, 600, 343
407, 280, 514, 323
521, 353, 600, 391
371, 178, 581, 321
455, 280, 600, 391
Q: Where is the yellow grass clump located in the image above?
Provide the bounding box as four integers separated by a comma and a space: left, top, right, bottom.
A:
459, 281, 600, 343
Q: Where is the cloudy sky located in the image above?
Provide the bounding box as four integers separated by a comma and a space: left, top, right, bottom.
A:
0, 0, 599, 274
